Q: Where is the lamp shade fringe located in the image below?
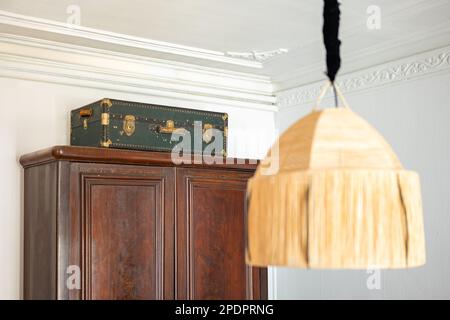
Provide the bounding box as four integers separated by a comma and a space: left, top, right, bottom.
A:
246, 169, 426, 269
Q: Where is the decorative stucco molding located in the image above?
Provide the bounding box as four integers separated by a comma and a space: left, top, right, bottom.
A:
277, 47, 450, 109
226, 49, 288, 63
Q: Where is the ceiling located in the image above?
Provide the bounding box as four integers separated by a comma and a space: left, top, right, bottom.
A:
1, 0, 450, 89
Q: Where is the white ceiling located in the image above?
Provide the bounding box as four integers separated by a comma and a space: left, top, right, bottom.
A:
1, 0, 450, 89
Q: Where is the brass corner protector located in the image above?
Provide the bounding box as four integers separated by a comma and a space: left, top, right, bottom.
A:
100, 98, 113, 108
100, 139, 112, 148
222, 113, 228, 121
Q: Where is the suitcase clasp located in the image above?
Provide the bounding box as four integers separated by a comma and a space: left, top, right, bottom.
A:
202, 123, 214, 143
123, 115, 136, 136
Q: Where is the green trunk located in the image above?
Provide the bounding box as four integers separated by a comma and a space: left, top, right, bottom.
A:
71, 98, 228, 155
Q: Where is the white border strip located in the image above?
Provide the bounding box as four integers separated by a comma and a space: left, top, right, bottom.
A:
268, 267, 278, 300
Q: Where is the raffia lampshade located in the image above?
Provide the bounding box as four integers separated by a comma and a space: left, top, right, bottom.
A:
246, 99, 426, 269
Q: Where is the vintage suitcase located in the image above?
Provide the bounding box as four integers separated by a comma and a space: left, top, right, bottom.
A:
70, 98, 228, 155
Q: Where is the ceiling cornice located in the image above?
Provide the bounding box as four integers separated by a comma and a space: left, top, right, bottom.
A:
276, 45, 450, 109
0, 33, 276, 111
2, 32, 449, 113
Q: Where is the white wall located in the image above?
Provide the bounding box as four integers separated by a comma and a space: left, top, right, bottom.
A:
0, 76, 276, 299
274, 72, 450, 299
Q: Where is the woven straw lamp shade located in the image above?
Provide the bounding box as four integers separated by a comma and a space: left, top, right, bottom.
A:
246, 88, 426, 269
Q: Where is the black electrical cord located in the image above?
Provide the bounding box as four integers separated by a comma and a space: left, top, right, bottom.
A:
323, 0, 341, 107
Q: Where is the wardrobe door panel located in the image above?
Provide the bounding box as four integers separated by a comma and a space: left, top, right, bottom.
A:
69, 163, 175, 300
176, 168, 266, 300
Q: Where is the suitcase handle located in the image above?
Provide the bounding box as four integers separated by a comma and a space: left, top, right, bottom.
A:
79, 107, 93, 129
157, 120, 186, 134
79, 107, 93, 118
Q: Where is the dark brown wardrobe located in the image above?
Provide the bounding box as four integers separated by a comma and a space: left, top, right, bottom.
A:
20, 146, 267, 300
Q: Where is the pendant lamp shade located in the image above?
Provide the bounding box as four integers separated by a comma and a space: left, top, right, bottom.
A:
246, 103, 426, 269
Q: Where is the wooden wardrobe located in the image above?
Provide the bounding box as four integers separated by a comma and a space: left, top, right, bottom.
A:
20, 146, 267, 300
